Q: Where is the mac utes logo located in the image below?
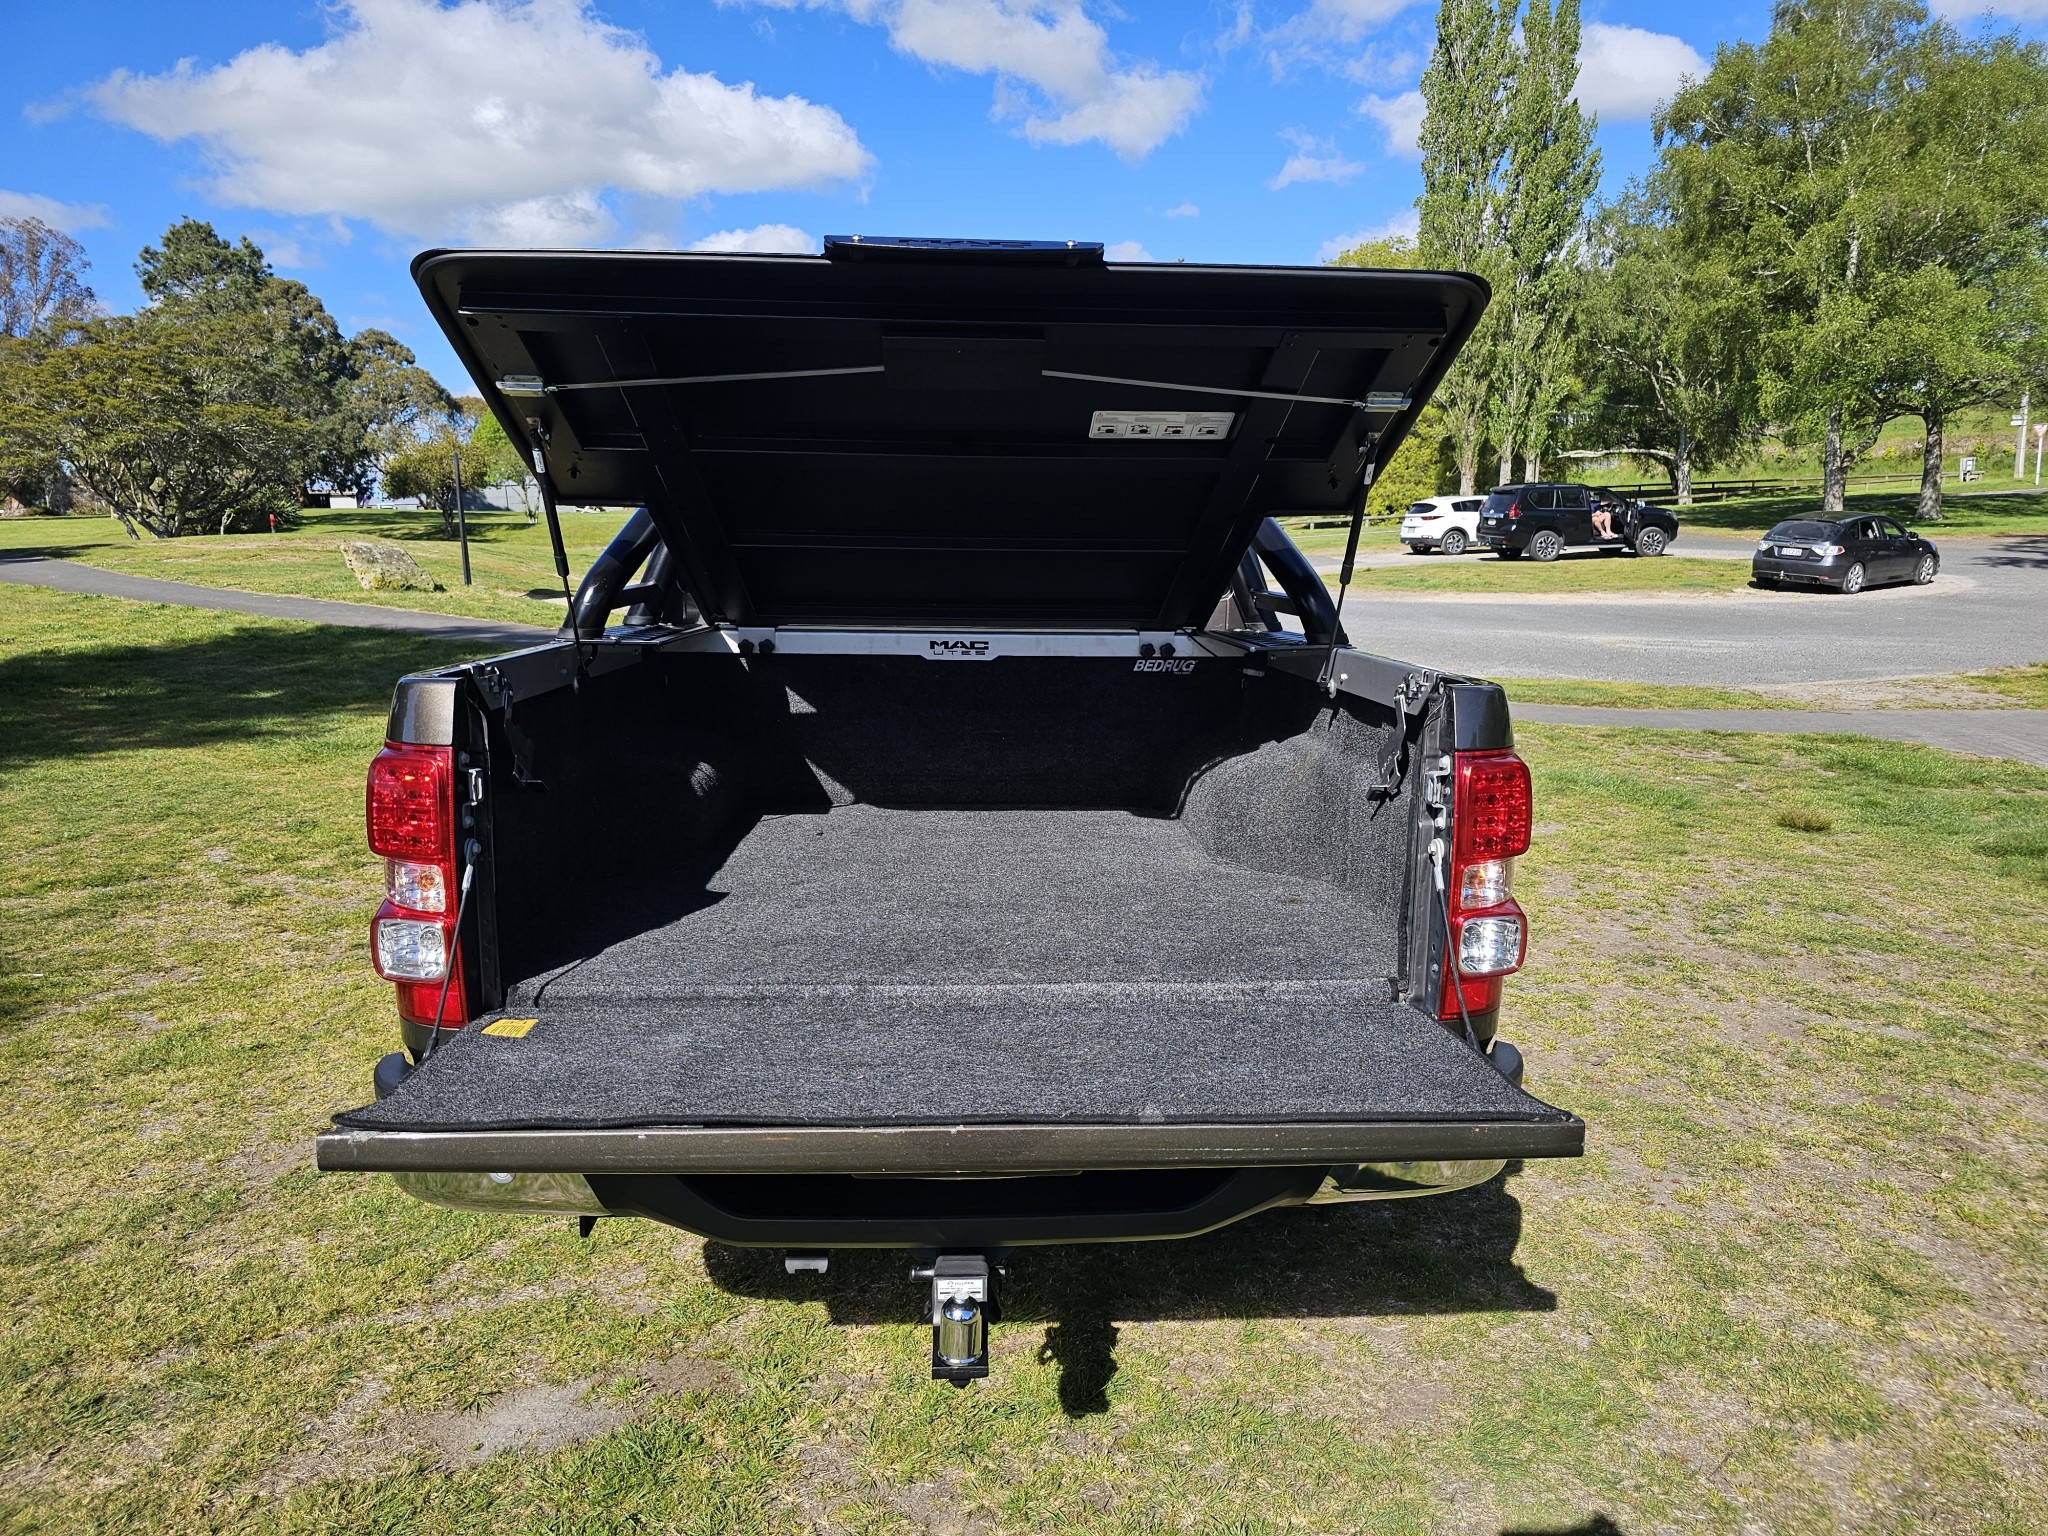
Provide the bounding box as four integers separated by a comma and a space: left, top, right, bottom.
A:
926, 638, 994, 660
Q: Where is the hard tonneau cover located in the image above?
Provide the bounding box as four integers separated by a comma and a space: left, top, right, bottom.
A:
414, 239, 1486, 629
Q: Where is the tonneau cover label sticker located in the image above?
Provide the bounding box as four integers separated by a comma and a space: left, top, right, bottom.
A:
926, 639, 996, 660
1133, 658, 1197, 674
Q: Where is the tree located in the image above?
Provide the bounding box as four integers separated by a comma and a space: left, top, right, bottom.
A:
381, 413, 491, 535
470, 410, 540, 520
135, 219, 367, 498
1878, 25, 2048, 518
1577, 194, 1760, 502
1657, 0, 1932, 512
1416, 0, 1520, 493
1331, 234, 1422, 270
1, 307, 319, 536
1, 217, 97, 339
1489, 0, 1601, 486
341, 328, 456, 502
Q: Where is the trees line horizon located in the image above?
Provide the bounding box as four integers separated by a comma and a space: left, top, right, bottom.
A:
1350, 0, 2048, 523
5, 0, 2043, 536
0, 217, 532, 539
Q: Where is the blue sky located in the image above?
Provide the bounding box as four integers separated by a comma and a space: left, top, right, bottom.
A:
6, 0, 2038, 390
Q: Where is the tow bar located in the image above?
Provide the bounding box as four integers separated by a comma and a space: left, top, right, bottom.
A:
913, 1253, 1001, 1384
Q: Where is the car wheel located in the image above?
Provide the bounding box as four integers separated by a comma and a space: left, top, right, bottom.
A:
1529, 530, 1564, 562
1840, 561, 1866, 594
1633, 527, 1668, 557
1913, 553, 1937, 585
1439, 528, 1469, 557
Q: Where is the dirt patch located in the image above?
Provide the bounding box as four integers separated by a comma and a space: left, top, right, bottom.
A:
1753, 674, 2017, 710
788, 1433, 993, 1536
253, 1352, 730, 1491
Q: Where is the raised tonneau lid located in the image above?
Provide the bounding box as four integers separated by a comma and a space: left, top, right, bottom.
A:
414, 243, 1486, 629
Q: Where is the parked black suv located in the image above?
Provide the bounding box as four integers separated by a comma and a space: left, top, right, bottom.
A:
1478, 483, 1679, 561
1751, 515, 1939, 593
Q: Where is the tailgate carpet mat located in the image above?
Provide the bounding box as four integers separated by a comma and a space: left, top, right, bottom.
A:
339, 805, 1570, 1131
339, 984, 1564, 1132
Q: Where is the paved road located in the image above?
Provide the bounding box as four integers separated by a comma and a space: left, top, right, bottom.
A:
0, 552, 550, 653
8, 547, 2046, 766
1513, 703, 2048, 768
1334, 535, 2048, 684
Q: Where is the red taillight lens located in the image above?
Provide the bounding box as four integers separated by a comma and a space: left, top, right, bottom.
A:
1453, 751, 1533, 864
1439, 749, 1532, 1023
367, 745, 453, 862
366, 743, 466, 1032
1506, 502, 1521, 519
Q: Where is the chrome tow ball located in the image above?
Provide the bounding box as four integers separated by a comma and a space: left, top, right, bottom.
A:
915, 1254, 998, 1385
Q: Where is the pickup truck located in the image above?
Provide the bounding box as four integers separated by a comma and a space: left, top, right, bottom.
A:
316, 237, 1583, 1383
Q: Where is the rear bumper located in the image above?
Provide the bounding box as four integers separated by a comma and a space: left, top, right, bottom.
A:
1751, 556, 1841, 586
315, 1114, 1584, 1176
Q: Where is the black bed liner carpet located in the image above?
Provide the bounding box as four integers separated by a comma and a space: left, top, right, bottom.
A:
341, 805, 1567, 1132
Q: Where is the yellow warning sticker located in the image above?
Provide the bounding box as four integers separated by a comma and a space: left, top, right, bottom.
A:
481, 1017, 538, 1038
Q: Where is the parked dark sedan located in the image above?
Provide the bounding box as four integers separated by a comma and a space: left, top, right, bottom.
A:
1751, 515, 1939, 593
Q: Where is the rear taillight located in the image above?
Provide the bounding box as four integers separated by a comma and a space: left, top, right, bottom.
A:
367, 743, 466, 1030
1506, 502, 1521, 519
1439, 749, 1532, 1021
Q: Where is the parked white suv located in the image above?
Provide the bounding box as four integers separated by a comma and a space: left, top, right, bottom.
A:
1399, 495, 1487, 555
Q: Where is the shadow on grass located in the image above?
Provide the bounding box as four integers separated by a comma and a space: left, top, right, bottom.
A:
0, 619, 480, 774
703, 1170, 1553, 1417
1501, 1518, 1625, 1536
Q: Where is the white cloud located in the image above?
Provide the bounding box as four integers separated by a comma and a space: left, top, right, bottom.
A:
0, 189, 113, 231
1104, 239, 1152, 260
1360, 89, 1424, 158
1263, 0, 1416, 76
1575, 23, 1706, 120
88, 0, 870, 245
741, 0, 1202, 160
1270, 129, 1363, 190
1164, 201, 1199, 218
689, 223, 817, 253
1317, 207, 1417, 263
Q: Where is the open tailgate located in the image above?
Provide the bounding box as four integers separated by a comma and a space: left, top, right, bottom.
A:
316, 1000, 1583, 1175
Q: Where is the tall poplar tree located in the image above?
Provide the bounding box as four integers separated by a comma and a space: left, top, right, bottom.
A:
1416, 0, 1519, 493
1490, 0, 1600, 484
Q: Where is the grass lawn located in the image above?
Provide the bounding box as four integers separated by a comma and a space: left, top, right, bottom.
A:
1336, 553, 1748, 597
1506, 663, 2048, 712
4, 586, 2047, 1534
0, 505, 639, 629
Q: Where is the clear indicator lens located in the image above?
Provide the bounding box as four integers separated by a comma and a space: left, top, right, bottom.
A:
375, 918, 448, 981
1458, 915, 1524, 976
1459, 858, 1511, 908
386, 859, 447, 913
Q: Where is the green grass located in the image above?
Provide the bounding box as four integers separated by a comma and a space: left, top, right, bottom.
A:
1340, 552, 1748, 596
0, 504, 638, 627
1505, 664, 2048, 712
1506, 679, 1793, 709
4, 585, 2047, 1533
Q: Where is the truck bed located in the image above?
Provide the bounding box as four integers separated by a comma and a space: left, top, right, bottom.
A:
339, 803, 1556, 1133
